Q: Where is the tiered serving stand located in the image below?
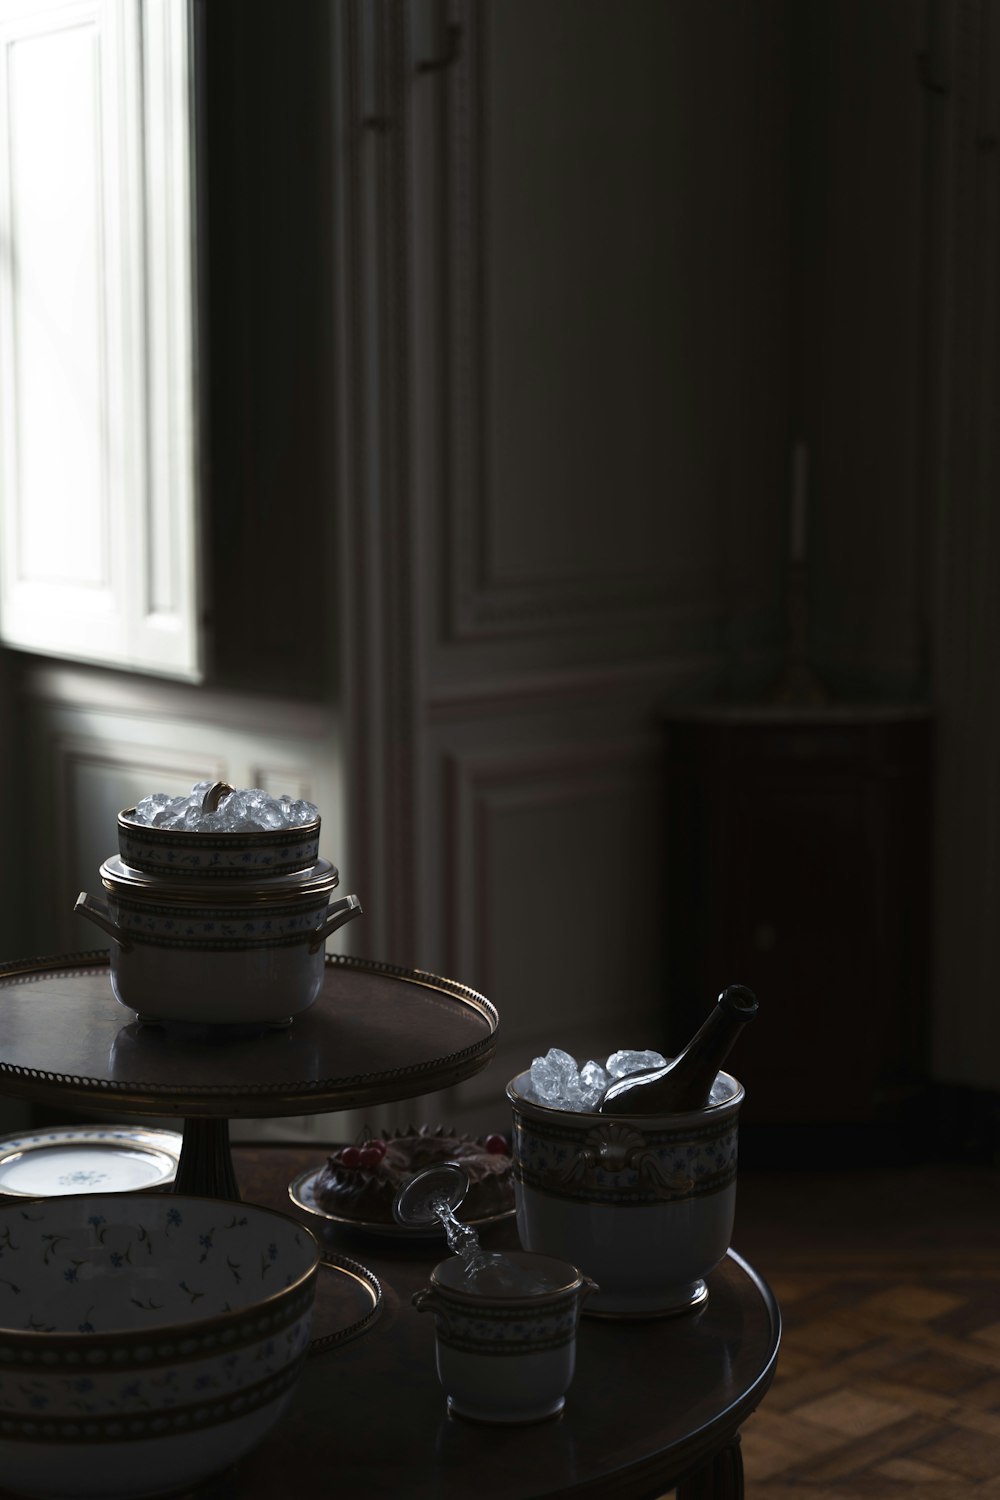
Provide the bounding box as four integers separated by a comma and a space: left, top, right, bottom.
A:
0, 950, 499, 1201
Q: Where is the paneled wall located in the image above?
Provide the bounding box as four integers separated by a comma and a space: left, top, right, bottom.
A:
792, 0, 928, 698
926, 0, 1000, 1090
333, 0, 792, 1130
335, 0, 1000, 1116
788, 0, 1000, 1090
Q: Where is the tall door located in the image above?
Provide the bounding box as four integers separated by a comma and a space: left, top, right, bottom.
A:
332, 0, 791, 1131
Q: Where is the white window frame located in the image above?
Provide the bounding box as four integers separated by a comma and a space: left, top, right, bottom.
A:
0, 0, 202, 679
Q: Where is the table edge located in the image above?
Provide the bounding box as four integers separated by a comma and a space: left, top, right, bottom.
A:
539, 1246, 782, 1500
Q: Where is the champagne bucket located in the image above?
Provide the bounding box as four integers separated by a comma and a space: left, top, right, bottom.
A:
506, 1070, 744, 1318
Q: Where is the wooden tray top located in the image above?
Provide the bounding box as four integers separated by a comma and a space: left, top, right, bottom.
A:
0, 952, 498, 1118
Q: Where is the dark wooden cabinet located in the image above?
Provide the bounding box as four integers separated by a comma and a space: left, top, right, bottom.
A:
663, 707, 932, 1137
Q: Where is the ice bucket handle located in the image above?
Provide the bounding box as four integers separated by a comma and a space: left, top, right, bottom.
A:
200, 780, 234, 813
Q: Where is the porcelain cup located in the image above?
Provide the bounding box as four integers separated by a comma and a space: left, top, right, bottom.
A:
412, 1251, 595, 1424
506, 1069, 744, 1317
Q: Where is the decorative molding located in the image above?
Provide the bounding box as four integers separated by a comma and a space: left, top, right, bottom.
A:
426, 651, 726, 721
18, 661, 331, 737
332, 0, 420, 963
442, 1, 697, 643
442, 734, 664, 1014
437, 732, 668, 1123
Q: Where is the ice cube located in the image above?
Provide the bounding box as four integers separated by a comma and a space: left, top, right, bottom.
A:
130, 783, 321, 833
528, 1047, 580, 1107
578, 1059, 611, 1110
195, 810, 225, 831
279, 798, 319, 829
216, 788, 276, 830
132, 792, 172, 826
217, 811, 264, 832
177, 802, 210, 830
708, 1074, 731, 1105
605, 1049, 668, 1079
256, 799, 289, 831
580, 1059, 609, 1090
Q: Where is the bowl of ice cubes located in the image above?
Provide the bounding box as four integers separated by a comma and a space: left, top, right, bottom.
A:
506, 1047, 744, 1318
74, 781, 363, 1024
117, 780, 322, 878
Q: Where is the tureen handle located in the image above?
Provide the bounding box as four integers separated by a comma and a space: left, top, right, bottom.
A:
74, 891, 133, 953
307, 894, 363, 953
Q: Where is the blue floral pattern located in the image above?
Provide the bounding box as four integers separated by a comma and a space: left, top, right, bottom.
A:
0, 1197, 317, 1496
431, 1288, 581, 1357
512, 1108, 740, 1206
108, 893, 330, 952
0, 1194, 317, 1428
118, 826, 320, 879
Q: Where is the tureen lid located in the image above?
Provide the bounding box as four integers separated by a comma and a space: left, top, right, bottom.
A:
99, 855, 341, 904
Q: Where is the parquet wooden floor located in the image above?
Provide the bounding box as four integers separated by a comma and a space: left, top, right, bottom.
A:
724, 1163, 1000, 1497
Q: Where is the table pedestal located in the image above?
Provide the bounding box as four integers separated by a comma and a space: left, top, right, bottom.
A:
174, 1117, 241, 1199
677, 1434, 744, 1499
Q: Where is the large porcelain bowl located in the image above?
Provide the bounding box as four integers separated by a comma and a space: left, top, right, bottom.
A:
506, 1069, 744, 1318
0, 1194, 319, 1498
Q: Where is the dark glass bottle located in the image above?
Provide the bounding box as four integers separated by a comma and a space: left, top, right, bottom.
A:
599, 984, 758, 1114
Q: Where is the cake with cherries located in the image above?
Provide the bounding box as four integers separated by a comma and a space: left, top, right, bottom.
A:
312, 1124, 514, 1225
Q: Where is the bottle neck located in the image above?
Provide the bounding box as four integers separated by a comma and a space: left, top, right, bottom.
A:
674, 985, 757, 1080
601, 985, 757, 1114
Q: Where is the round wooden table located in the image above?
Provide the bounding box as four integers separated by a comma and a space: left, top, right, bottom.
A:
0, 953, 498, 1200
199, 1144, 782, 1500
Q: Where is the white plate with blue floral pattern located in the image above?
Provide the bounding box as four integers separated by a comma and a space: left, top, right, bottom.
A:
0, 1125, 182, 1197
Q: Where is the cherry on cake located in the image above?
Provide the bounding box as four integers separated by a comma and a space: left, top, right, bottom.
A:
313, 1125, 513, 1225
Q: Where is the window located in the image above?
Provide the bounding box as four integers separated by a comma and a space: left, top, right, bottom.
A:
0, 0, 202, 679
